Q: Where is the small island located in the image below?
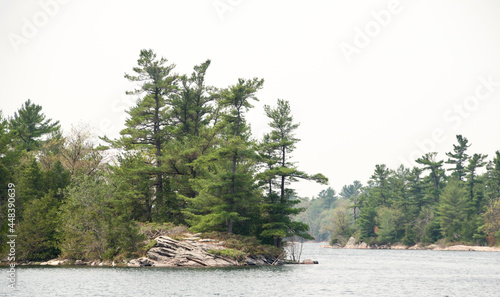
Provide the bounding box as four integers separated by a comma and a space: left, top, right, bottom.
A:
0, 50, 325, 265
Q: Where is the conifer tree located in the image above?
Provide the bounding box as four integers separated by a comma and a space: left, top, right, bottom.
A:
9, 99, 60, 151
257, 99, 327, 247
465, 153, 488, 213
446, 135, 470, 181
437, 180, 468, 241
187, 78, 264, 234
416, 152, 445, 203
113, 49, 179, 222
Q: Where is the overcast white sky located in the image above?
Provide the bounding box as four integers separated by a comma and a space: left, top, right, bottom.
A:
1, 0, 500, 198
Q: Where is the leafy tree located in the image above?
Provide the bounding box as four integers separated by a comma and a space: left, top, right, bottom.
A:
445, 135, 470, 181
61, 125, 106, 176
340, 180, 362, 222
60, 174, 142, 260
328, 201, 354, 245
482, 198, 500, 245
9, 99, 60, 151
437, 180, 469, 241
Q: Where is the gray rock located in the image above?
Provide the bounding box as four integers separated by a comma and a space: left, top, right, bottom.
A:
144, 236, 241, 267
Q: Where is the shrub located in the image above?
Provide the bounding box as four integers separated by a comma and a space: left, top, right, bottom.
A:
207, 248, 246, 262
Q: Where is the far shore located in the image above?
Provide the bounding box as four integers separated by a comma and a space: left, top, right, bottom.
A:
321, 237, 500, 252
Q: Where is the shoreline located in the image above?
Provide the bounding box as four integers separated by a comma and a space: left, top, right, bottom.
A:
1, 234, 284, 268
321, 237, 500, 252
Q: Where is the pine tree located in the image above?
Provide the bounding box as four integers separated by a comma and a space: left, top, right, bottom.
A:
257, 99, 327, 247
445, 135, 470, 181
9, 99, 60, 151
369, 164, 392, 206
112, 49, 180, 222
465, 153, 488, 214
187, 78, 264, 235
416, 152, 445, 203
437, 180, 469, 241
164, 60, 220, 203
17, 191, 60, 261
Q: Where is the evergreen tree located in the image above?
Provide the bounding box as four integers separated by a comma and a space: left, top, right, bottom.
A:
17, 191, 60, 261
112, 152, 155, 222
258, 99, 327, 247
407, 167, 428, 210
164, 60, 220, 203
437, 180, 469, 241
485, 151, 500, 204
368, 164, 391, 206
187, 78, 264, 235
9, 99, 60, 151
445, 135, 470, 181
465, 153, 488, 213
113, 49, 180, 222
416, 152, 445, 203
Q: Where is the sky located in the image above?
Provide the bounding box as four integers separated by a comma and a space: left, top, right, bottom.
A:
1, 0, 500, 198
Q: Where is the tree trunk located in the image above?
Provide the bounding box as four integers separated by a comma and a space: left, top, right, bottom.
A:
154, 89, 164, 219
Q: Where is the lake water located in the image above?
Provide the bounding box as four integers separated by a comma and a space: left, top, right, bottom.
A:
2, 243, 500, 296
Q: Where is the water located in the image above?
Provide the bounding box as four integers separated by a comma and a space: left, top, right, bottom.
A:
2, 243, 500, 296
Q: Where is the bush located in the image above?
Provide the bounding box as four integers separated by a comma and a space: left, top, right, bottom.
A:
201, 232, 282, 259
207, 248, 246, 262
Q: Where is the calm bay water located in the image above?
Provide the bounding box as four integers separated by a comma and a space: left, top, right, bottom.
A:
2, 243, 500, 296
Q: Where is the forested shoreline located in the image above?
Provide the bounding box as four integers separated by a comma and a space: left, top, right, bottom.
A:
0, 49, 326, 262
1, 50, 499, 264
297, 135, 500, 248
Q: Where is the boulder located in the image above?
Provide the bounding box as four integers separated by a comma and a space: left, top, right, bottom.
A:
302, 259, 315, 264
344, 237, 357, 248
75, 260, 85, 265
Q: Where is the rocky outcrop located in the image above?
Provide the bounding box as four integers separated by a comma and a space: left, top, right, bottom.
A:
140, 235, 237, 267
343, 237, 369, 249
127, 235, 279, 267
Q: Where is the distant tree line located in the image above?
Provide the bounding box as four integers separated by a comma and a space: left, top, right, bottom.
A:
0, 49, 327, 262
297, 135, 500, 247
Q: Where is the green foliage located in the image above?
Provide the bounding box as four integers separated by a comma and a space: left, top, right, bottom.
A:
207, 248, 246, 262
17, 191, 60, 261
9, 99, 60, 151
60, 174, 143, 260
375, 206, 404, 244
446, 135, 470, 181
328, 202, 355, 245
202, 232, 282, 259
437, 180, 469, 241
257, 99, 327, 247
482, 198, 500, 245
